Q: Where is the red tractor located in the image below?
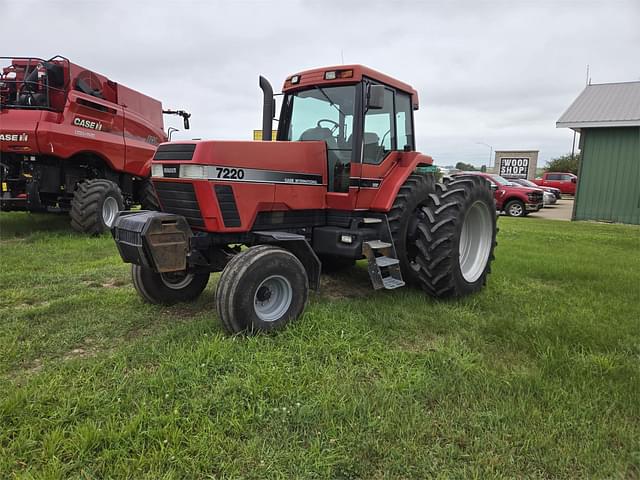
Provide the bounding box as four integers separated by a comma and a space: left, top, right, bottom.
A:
112, 65, 498, 334
0, 56, 190, 234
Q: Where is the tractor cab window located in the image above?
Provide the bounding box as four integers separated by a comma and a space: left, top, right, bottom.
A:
363, 87, 395, 164
395, 91, 414, 151
284, 85, 355, 192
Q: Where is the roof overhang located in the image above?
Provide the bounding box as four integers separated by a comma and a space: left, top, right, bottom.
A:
556, 119, 640, 130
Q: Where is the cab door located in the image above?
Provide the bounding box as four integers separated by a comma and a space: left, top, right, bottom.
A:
355, 84, 415, 209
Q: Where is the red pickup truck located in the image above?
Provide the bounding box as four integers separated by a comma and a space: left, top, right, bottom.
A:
533, 172, 577, 195
452, 172, 544, 217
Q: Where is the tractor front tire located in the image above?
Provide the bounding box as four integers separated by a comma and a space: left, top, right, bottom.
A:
412, 175, 497, 298
139, 178, 160, 211
131, 265, 210, 304
216, 245, 309, 335
70, 179, 124, 235
388, 173, 436, 285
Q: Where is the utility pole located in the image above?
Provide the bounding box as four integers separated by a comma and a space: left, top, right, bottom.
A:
476, 142, 493, 169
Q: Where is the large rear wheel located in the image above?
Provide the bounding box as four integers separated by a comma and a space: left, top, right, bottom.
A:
70, 179, 124, 235
388, 173, 436, 285
411, 175, 497, 297
139, 178, 160, 211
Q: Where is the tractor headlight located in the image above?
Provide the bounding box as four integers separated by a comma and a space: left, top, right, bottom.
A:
180, 164, 206, 179
151, 164, 163, 177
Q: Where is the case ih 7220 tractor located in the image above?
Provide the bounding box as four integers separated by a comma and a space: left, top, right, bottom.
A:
112, 65, 498, 334
0, 56, 190, 234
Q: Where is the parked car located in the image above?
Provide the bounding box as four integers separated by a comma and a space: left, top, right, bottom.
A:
510, 184, 556, 206
510, 178, 561, 200
451, 172, 544, 217
533, 172, 577, 195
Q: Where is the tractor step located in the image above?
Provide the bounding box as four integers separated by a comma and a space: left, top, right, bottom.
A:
382, 277, 405, 289
367, 240, 392, 249
362, 239, 405, 291
375, 256, 400, 267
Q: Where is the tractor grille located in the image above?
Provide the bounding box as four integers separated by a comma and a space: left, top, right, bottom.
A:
214, 185, 241, 227
154, 181, 204, 227
153, 143, 196, 161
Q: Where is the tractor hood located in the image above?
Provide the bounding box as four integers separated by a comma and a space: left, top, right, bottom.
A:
151, 140, 328, 185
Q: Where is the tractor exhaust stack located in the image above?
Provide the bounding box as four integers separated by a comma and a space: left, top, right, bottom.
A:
259, 75, 274, 141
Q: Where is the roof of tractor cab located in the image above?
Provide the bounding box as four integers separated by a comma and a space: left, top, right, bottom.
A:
282, 64, 419, 110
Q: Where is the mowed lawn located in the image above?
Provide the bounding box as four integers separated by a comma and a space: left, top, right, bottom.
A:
0, 212, 639, 479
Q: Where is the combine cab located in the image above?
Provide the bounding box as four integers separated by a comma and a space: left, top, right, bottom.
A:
0, 56, 190, 234
112, 65, 498, 334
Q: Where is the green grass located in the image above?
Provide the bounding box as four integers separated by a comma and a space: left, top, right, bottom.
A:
1, 211, 639, 479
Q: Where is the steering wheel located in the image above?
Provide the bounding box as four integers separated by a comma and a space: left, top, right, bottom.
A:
317, 119, 339, 133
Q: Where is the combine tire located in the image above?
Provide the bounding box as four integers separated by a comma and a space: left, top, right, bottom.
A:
139, 178, 160, 211
216, 245, 308, 334
70, 179, 124, 235
504, 199, 525, 217
412, 175, 497, 298
388, 173, 436, 285
131, 265, 210, 304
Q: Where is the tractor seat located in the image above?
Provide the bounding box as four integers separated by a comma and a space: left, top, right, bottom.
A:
347, 132, 383, 163
299, 127, 343, 190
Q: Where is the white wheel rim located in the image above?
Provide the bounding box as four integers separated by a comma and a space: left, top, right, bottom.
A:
509, 203, 523, 216
102, 196, 119, 227
254, 275, 292, 322
160, 271, 194, 290
459, 201, 493, 283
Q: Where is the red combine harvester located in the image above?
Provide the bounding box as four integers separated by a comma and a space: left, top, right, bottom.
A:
112, 65, 498, 334
0, 56, 190, 234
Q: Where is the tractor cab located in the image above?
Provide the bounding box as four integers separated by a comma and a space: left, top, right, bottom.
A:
272, 65, 419, 193
0, 56, 70, 111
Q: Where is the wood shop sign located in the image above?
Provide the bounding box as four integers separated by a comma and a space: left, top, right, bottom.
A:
499, 157, 529, 178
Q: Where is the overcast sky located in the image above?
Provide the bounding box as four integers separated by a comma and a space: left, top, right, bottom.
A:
6, 0, 639, 166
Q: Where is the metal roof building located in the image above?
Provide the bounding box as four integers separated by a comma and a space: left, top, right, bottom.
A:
557, 81, 640, 224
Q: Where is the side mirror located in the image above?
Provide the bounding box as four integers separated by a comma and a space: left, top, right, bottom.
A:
490, 184, 498, 192
571, 177, 576, 183
183, 116, 190, 130
367, 85, 385, 110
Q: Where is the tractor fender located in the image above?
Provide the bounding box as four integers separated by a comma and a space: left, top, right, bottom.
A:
369, 152, 434, 212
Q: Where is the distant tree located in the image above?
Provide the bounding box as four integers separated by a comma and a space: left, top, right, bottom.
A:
545, 153, 581, 175
455, 162, 477, 171
480, 165, 487, 173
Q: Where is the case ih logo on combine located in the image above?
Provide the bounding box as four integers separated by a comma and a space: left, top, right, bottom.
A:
0, 132, 28, 142
499, 157, 530, 178
73, 117, 103, 131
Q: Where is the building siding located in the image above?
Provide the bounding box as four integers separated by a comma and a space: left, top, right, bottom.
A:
574, 127, 640, 224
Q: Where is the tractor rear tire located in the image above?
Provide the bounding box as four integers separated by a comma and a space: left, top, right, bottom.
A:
131, 265, 210, 304
388, 173, 436, 285
412, 175, 497, 298
70, 179, 124, 235
139, 178, 160, 211
215, 245, 309, 335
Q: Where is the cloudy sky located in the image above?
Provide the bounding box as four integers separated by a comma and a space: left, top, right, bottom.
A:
6, 0, 639, 167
